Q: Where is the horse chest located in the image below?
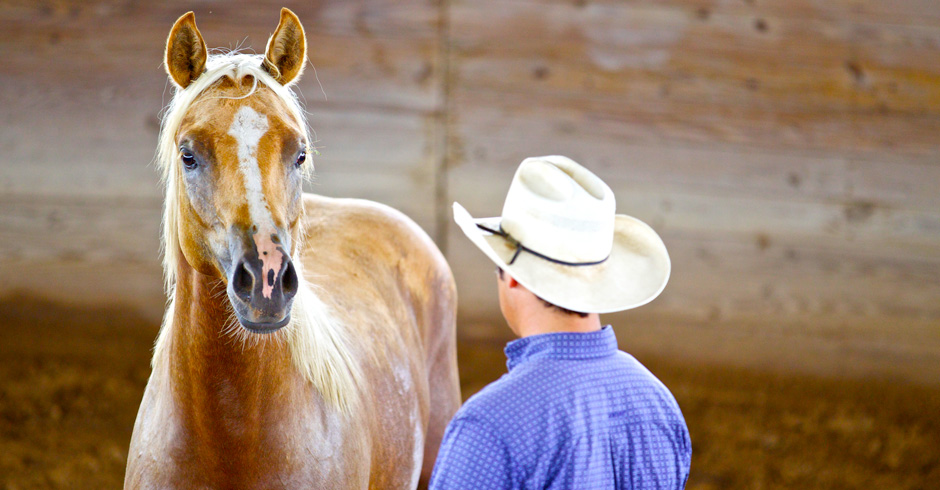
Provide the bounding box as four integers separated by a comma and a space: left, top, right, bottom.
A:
137, 411, 366, 487
127, 371, 370, 489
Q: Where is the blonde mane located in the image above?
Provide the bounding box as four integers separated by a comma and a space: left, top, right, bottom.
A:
152, 52, 361, 415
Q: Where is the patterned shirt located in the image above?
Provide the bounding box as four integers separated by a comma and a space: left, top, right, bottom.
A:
430, 326, 691, 489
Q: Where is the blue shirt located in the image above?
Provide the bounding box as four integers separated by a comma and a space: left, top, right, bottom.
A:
430, 326, 691, 489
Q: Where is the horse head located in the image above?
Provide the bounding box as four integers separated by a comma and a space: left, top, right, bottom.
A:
162, 9, 309, 333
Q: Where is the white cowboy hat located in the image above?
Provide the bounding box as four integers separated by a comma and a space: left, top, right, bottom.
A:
453, 155, 670, 314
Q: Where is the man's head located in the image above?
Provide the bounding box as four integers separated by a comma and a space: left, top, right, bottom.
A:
453, 155, 671, 318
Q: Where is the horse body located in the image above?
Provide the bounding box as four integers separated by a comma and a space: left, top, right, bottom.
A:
125, 10, 459, 489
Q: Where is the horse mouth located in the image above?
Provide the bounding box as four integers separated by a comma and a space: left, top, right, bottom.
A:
237, 314, 291, 334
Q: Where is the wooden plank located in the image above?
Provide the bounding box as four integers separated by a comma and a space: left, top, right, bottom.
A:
448, 1, 940, 112
848, 21, 940, 112
602, 311, 940, 386
449, 88, 940, 161
0, 0, 439, 38
303, 106, 440, 236
468, 0, 940, 27
452, 136, 940, 213
0, 260, 166, 324
447, 107, 850, 202
309, 108, 437, 169
446, 221, 940, 328
655, 231, 940, 320
0, 198, 164, 322
301, 34, 441, 111
458, 308, 940, 385
448, 1, 940, 155
0, 87, 164, 199
447, 97, 940, 216
625, 191, 940, 259
848, 157, 940, 210
308, 169, 438, 238
0, 197, 162, 266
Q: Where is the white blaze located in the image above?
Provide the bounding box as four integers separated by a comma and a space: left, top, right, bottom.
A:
228, 106, 285, 299
228, 106, 273, 228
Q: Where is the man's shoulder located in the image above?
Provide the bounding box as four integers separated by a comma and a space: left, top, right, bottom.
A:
460, 352, 669, 410
605, 351, 687, 426
455, 372, 527, 421
454, 351, 686, 430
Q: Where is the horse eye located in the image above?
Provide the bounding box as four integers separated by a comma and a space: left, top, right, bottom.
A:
295, 150, 306, 167
180, 148, 197, 170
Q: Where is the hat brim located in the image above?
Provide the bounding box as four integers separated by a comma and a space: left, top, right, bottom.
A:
453, 202, 670, 314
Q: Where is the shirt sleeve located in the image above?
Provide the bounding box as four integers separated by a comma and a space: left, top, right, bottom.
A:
429, 416, 514, 490
618, 421, 692, 490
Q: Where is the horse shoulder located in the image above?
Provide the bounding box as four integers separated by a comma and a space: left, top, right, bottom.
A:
301, 193, 455, 302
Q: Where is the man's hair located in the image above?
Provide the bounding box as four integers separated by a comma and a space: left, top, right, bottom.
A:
498, 268, 589, 318
539, 298, 590, 318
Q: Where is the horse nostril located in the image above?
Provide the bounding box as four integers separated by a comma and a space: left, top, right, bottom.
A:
232, 259, 254, 300
282, 260, 298, 301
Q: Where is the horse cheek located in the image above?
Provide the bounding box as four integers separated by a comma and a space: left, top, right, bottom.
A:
178, 194, 224, 278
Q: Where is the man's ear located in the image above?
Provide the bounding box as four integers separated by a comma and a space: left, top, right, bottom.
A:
165, 12, 208, 89
262, 8, 306, 86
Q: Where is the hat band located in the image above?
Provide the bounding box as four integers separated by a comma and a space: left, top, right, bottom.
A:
476, 223, 610, 267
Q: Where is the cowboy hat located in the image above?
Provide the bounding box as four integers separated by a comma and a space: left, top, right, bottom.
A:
453, 155, 670, 313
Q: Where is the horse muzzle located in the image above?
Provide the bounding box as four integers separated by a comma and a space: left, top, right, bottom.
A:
225, 228, 298, 333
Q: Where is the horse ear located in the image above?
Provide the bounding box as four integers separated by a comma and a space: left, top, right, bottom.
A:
262, 8, 307, 86
165, 12, 208, 89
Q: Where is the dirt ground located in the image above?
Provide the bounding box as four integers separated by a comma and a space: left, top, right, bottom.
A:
1, 295, 938, 489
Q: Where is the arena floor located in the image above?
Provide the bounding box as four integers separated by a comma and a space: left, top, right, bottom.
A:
1, 295, 937, 489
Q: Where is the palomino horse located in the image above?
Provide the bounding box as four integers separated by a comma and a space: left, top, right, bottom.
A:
124, 9, 460, 489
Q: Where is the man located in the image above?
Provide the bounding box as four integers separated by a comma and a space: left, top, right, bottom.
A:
430, 156, 691, 489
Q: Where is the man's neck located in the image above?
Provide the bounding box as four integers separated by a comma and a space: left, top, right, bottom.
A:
512, 311, 602, 338
500, 276, 603, 338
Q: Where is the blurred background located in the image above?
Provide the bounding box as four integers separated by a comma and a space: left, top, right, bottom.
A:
1, 0, 938, 488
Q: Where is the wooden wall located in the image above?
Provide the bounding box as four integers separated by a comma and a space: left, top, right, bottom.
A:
1, 0, 938, 383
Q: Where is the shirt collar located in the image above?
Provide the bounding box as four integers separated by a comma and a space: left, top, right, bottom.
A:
504, 325, 619, 371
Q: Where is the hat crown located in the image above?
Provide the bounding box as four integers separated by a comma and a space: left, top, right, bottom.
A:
501, 156, 615, 263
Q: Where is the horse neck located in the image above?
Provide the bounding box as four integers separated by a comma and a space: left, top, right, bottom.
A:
155, 256, 345, 485
167, 256, 303, 425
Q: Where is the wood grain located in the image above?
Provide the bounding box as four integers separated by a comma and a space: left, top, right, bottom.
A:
1, 0, 938, 382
